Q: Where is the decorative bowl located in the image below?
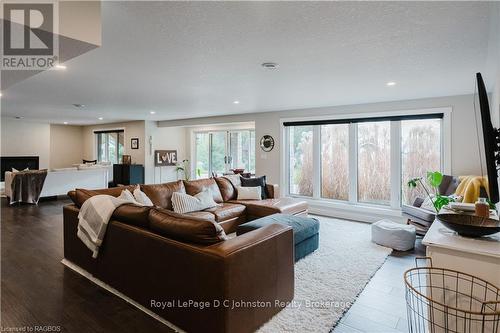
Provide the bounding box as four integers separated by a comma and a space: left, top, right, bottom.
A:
231, 168, 245, 174
437, 213, 500, 237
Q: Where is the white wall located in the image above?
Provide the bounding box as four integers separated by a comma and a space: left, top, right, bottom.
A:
159, 94, 482, 184
487, 3, 500, 127
1, 119, 86, 170
49, 124, 84, 168
1, 118, 51, 169
145, 121, 187, 184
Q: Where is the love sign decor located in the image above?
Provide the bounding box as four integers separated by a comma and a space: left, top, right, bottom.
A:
155, 150, 178, 166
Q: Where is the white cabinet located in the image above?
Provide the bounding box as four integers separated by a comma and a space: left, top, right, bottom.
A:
423, 219, 500, 287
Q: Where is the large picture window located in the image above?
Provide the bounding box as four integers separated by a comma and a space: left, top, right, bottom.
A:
96, 130, 124, 164
285, 112, 445, 209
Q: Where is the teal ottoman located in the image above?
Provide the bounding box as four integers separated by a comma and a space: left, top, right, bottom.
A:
236, 213, 320, 262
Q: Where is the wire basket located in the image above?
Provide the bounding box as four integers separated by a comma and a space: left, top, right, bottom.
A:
404, 257, 500, 333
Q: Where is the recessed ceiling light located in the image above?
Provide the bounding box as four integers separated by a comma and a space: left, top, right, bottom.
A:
55, 64, 67, 70
0, 92, 2, 97
72, 104, 85, 108
15, 116, 23, 119
98, 117, 103, 120
386, 81, 397, 86
150, 111, 156, 114
233, 100, 240, 104
261, 62, 279, 69
63, 121, 68, 125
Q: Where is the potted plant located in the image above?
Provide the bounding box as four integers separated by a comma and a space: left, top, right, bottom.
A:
407, 171, 455, 213
175, 159, 203, 181
175, 159, 191, 181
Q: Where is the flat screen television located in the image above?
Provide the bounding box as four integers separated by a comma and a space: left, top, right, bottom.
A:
475, 72, 499, 204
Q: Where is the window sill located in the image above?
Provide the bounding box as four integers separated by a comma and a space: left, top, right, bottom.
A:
288, 196, 405, 223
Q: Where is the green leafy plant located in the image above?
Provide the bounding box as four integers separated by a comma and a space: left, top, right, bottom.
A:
486, 198, 496, 210
408, 171, 454, 212
175, 159, 191, 181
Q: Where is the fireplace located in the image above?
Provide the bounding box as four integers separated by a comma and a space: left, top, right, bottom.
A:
1, 156, 39, 181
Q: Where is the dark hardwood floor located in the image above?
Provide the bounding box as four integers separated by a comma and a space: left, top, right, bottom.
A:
1, 198, 423, 332
1, 198, 174, 333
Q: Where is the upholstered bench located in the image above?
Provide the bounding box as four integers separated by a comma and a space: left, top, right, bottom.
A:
236, 213, 320, 262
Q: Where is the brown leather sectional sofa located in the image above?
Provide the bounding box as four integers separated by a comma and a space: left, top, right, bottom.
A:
64, 176, 308, 333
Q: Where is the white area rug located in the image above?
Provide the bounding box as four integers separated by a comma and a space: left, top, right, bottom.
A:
258, 216, 392, 333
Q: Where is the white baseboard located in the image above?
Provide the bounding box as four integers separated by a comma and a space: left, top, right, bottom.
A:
308, 201, 406, 224
60, 259, 185, 333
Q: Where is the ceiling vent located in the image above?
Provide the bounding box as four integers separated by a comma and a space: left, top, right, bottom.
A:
261, 62, 279, 69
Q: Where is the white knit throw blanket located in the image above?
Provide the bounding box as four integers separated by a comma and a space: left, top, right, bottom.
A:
77, 194, 136, 258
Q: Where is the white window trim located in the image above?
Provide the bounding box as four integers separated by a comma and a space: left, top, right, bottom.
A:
348, 123, 358, 204
280, 107, 452, 221
390, 121, 402, 209
312, 125, 321, 199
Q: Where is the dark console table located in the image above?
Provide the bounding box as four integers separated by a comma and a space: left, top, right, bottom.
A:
113, 164, 144, 186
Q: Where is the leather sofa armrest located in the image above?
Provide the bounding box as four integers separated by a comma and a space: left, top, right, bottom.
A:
266, 183, 280, 199
67, 190, 77, 205
205, 223, 292, 257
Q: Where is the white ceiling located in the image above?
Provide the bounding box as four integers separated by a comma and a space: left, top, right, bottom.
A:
1, 1, 499, 125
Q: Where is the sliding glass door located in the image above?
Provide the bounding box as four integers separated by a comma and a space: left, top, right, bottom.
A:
194, 130, 255, 178
195, 132, 210, 178
228, 130, 255, 172
210, 132, 227, 176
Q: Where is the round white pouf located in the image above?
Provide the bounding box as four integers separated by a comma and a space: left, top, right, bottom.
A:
371, 219, 416, 251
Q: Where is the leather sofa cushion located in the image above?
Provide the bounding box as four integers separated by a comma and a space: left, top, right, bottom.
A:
204, 203, 246, 222
183, 211, 216, 221
140, 180, 185, 210
215, 177, 236, 202
184, 178, 223, 203
112, 204, 151, 229
230, 198, 308, 218
149, 208, 227, 245
214, 175, 242, 202
73, 186, 135, 207
67, 190, 77, 204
